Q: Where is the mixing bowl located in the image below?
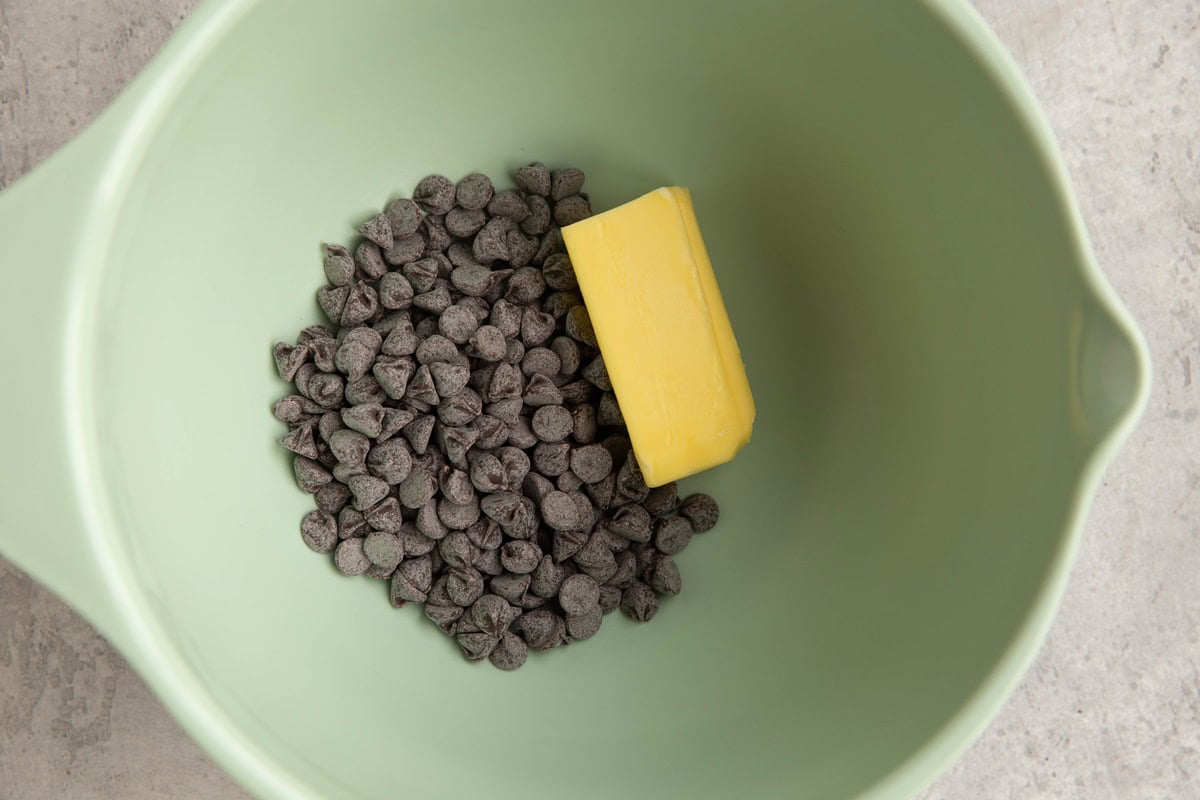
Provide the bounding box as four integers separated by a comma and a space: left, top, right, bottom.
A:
0, 1, 1148, 798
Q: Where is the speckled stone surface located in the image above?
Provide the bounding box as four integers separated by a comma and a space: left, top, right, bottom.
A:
1, 1, 1197, 798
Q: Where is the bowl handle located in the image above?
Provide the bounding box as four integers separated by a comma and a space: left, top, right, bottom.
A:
0, 123, 134, 653
1070, 296, 1149, 454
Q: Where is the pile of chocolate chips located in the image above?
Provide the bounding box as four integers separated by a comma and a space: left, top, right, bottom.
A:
272, 164, 720, 670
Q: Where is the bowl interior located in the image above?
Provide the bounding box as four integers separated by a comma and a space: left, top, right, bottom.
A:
85, 1, 1136, 798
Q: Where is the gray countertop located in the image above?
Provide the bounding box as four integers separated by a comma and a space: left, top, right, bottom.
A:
1, 1, 1197, 797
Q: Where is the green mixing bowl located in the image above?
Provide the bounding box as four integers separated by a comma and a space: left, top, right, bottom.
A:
0, 1, 1148, 798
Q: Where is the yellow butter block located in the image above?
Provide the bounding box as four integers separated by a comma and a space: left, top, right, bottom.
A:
562, 187, 755, 487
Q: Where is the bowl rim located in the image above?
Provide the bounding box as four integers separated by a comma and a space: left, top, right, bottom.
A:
857, 2, 1150, 798
51, 1, 1152, 799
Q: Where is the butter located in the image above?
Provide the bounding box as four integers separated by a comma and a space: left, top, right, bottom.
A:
562, 187, 754, 487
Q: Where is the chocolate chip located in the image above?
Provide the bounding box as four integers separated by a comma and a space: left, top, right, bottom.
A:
329, 429, 370, 465
645, 553, 681, 596
609, 504, 652, 543
489, 632, 528, 670
521, 347, 560, 378
438, 305, 479, 344
446, 567, 486, 607
314, 481, 352, 515
384, 232, 427, 266
524, 374, 563, 407
422, 216, 452, 255
550, 167, 585, 201
569, 443, 612, 483
348, 474, 389, 511
471, 413, 508, 449
280, 424, 319, 459
513, 162, 551, 196
317, 285, 349, 324
521, 194, 552, 236
423, 602, 463, 632
300, 510, 338, 553
396, 468, 437, 509
456, 172, 495, 210
608, 549, 638, 589
414, 174, 456, 214
559, 574, 601, 616
487, 188, 530, 221
431, 365, 474, 405
382, 318, 421, 357
571, 405, 598, 444
553, 194, 592, 226
500, 230, 534, 269
552, 529, 588, 563
445, 206, 488, 238
521, 308, 556, 347
401, 414, 435, 455
512, 609, 566, 650
565, 305, 598, 347
598, 585, 622, 614
644, 483, 681, 517
559, 379, 594, 406
378, 273, 414, 310
490, 572, 531, 604
532, 441, 571, 477
402, 363, 438, 406
565, 609, 602, 641
342, 403, 385, 438
680, 493, 720, 532
473, 217, 511, 264
505, 266, 545, 305
335, 538, 372, 576
655, 516, 693, 556
363, 531, 404, 571
413, 282, 452, 314
540, 491, 584, 532
489, 299, 522, 337
573, 534, 618, 583
466, 324, 507, 361
620, 582, 658, 622
500, 540, 541, 574
531, 405, 573, 443
322, 243, 355, 287
469, 452, 507, 494
457, 632, 499, 662
385, 197, 424, 237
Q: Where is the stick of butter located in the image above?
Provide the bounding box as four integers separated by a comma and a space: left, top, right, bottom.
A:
562, 186, 755, 487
